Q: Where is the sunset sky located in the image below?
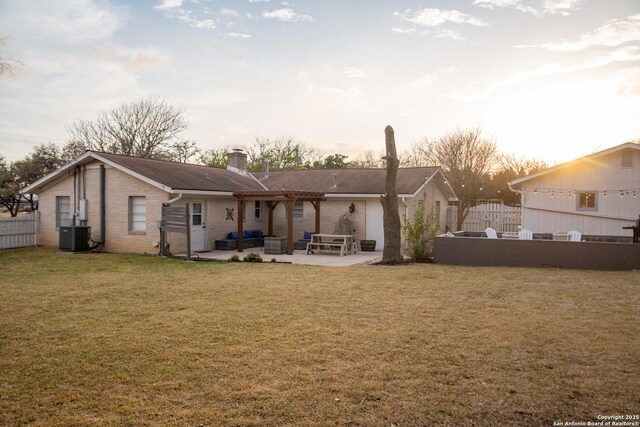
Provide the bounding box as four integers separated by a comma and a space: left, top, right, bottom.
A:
1, 0, 639, 165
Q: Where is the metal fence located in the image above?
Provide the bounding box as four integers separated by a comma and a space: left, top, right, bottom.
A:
0, 213, 38, 250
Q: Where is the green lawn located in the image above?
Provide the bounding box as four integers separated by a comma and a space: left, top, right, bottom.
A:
1, 247, 639, 426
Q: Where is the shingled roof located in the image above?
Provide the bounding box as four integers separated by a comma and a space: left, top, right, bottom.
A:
259, 167, 442, 195
96, 152, 263, 192
23, 151, 455, 200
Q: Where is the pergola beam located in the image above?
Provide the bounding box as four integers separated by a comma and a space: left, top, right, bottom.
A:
232, 190, 326, 255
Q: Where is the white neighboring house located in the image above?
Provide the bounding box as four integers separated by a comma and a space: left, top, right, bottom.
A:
508, 142, 640, 237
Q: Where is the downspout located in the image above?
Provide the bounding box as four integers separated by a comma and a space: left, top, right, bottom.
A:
165, 193, 183, 205
100, 164, 106, 245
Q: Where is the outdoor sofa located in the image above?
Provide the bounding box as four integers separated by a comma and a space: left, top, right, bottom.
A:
215, 230, 264, 250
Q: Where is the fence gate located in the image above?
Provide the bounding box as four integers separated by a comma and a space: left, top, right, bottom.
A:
460, 200, 521, 232
0, 213, 38, 249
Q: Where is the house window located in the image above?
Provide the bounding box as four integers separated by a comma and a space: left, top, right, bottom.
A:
56, 196, 71, 228
129, 196, 146, 232
622, 149, 633, 168
435, 200, 441, 227
293, 201, 304, 219
577, 192, 597, 211
254, 201, 261, 220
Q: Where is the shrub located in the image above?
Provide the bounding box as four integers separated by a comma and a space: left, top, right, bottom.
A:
271, 258, 277, 263
227, 254, 241, 262
402, 203, 440, 262
243, 252, 263, 263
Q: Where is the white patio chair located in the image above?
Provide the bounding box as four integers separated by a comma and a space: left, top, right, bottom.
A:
518, 229, 533, 240
553, 231, 571, 241
568, 230, 582, 242
485, 227, 498, 239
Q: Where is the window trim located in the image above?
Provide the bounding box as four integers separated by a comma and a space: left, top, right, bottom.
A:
293, 200, 304, 220
576, 191, 598, 212
56, 196, 71, 229
622, 149, 633, 168
129, 196, 147, 234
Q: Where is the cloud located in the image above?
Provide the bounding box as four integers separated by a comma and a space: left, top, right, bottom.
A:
87, 44, 173, 70
263, 8, 313, 22
154, 0, 183, 11
224, 32, 252, 39
156, 5, 217, 30
473, 0, 584, 16
341, 67, 372, 79
448, 45, 640, 101
434, 29, 466, 41
0, 0, 124, 46
392, 27, 417, 34
395, 8, 488, 27
220, 9, 239, 17
516, 13, 640, 52
248, 0, 270, 2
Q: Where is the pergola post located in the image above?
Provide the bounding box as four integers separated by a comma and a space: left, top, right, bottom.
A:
237, 200, 245, 252
267, 201, 278, 237
312, 201, 321, 234
232, 191, 326, 256
285, 200, 294, 255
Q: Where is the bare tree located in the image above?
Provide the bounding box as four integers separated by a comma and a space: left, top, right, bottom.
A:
245, 136, 318, 171
200, 147, 229, 168
0, 36, 22, 77
171, 140, 201, 163
350, 149, 385, 168
64, 98, 191, 161
380, 125, 402, 263
0, 156, 20, 216
419, 127, 497, 229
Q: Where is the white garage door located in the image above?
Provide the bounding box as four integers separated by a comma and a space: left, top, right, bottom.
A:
365, 200, 384, 250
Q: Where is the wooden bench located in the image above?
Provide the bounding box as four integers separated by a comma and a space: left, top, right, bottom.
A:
306, 234, 356, 257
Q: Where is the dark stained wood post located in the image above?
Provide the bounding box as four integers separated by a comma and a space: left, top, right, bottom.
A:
286, 199, 294, 255
312, 201, 321, 233
237, 199, 245, 252
267, 201, 277, 236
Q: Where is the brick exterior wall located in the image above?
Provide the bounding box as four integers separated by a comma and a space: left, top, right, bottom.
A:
37, 161, 170, 253
35, 161, 450, 254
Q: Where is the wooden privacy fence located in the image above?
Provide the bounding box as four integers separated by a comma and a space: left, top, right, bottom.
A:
461, 200, 521, 232
0, 213, 38, 250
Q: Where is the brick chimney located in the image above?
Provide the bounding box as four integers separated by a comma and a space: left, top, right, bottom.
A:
227, 149, 247, 175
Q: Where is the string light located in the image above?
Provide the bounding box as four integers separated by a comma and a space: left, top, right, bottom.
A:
515, 186, 640, 197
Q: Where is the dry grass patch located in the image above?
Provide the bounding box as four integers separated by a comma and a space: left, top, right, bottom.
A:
1, 247, 639, 426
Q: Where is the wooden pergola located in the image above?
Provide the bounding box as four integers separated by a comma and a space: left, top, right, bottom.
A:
232, 190, 327, 255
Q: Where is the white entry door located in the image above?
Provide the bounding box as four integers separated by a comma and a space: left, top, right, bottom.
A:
190, 201, 206, 252
365, 200, 384, 250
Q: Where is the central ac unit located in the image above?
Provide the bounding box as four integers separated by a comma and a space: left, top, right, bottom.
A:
59, 226, 90, 252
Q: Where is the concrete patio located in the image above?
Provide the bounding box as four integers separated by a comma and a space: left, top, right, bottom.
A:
183, 248, 383, 266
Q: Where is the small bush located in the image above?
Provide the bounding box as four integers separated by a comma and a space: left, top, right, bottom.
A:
402, 203, 440, 262
227, 254, 241, 262
271, 258, 277, 263
243, 252, 263, 263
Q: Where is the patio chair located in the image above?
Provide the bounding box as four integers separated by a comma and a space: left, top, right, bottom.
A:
553, 231, 571, 241
518, 229, 533, 240
568, 230, 582, 242
485, 227, 498, 239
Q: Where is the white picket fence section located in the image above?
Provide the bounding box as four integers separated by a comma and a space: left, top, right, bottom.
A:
461, 201, 521, 232
0, 213, 38, 249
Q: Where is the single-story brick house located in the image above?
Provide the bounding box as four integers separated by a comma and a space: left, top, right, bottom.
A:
22, 150, 457, 254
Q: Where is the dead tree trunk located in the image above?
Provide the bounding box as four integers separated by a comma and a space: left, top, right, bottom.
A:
380, 125, 402, 263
